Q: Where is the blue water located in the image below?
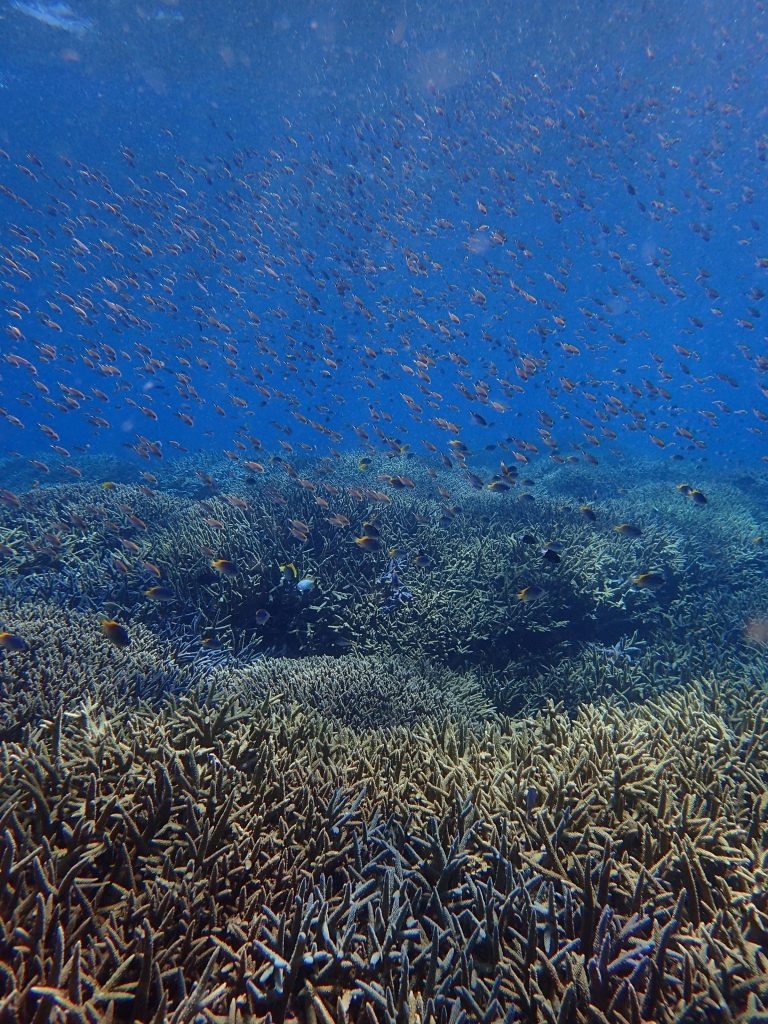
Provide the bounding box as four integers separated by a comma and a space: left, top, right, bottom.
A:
0, 0, 765, 470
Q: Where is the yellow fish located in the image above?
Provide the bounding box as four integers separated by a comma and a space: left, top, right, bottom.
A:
101, 619, 130, 648
211, 558, 238, 576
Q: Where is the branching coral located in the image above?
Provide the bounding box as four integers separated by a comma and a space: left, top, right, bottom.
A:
2, 459, 767, 688
0, 674, 765, 1021
209, 653, 495, 730
0, 598, 198, 735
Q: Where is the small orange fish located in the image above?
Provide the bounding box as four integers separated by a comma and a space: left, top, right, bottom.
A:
631, 573, 665, 590
211, 558, 238, 576
614, 524, 643, 538
0, 631, 28, 652
325, 513, 351, 527
101, 619, 131, 648
354, 535, 380, 552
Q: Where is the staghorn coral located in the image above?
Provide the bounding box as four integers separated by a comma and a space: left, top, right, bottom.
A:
0, 598, 198, 735
2, 456, 768, 709
7, 459, 763, 722
490, 621, 768, 717
208, 653, 495, 730
0, 666, 765, 1022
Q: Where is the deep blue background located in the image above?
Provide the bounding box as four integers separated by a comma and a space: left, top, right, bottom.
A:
0, 0, 766, 475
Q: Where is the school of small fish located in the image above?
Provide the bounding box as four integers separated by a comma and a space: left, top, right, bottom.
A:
1, 4, 766, 488
0, 2, 765, 657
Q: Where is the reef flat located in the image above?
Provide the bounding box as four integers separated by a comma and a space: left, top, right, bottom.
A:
0, 455, 766, 1021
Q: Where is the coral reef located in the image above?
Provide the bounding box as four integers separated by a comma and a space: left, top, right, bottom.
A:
0, 599, 197, 738
210, 654, 494, 730
1, 456, 766, 1020
2, 456, 767, 701
0, 672, 765, 1021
